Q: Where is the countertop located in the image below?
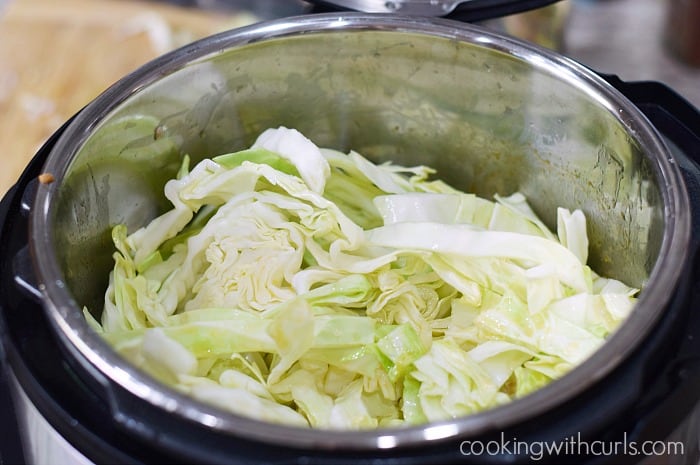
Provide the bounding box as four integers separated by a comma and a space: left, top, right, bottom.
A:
0, 0, 698, 196
0, 0, 262, 196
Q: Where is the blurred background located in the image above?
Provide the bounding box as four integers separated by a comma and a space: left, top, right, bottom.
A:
0, 0, 698, 196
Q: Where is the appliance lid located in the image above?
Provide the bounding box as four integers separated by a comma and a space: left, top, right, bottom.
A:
308, 0, 563, 22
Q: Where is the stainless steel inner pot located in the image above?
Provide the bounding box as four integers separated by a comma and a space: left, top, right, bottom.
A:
28, 14, 690, 450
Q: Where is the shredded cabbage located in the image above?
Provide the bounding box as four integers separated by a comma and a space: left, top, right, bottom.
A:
90, 126, 638, 428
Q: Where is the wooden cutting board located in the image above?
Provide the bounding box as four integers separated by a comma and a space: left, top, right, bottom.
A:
0, 0, 256, 195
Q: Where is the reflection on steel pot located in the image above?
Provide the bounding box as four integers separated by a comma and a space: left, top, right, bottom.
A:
2, 12, 700, 465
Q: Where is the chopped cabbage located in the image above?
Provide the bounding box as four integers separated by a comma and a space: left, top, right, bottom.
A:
91, 126, 638, 428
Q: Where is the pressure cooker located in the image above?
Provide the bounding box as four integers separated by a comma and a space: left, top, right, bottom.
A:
1, 7, 700, 465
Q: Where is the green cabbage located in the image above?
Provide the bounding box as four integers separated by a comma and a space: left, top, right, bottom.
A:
91, 126, 638, 428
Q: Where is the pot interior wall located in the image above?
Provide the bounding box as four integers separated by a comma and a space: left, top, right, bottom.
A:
49, 30, 663, 317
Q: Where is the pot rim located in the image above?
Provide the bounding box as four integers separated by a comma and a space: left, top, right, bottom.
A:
29, 13, 691, 450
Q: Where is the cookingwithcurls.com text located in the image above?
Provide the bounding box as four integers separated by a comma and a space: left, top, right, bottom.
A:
459, 432, 685, 461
